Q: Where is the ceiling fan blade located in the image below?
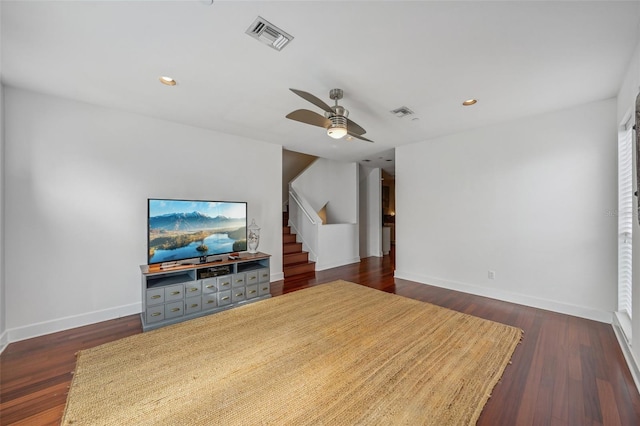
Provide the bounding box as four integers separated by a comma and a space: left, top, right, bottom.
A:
346, 118, 366, 135
290, 88, 333, 113
348, 131, 374, 143
286, 109, 331, 128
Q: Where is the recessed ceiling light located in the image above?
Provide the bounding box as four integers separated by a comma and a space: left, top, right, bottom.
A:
462, 99, 478, 106
159, 76, 177, 86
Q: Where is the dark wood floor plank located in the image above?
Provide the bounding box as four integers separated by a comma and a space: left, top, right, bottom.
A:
515, 315, 547, 426
1, 252, 639, 425
581, 343, 604, 424
551, 317, 570, 424
598, 378, 623, 426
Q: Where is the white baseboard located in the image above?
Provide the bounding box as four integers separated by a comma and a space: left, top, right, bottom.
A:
612, 315, 640, 394
0, 328, 8, 355
316, 257, 361, 272
394, 270, 613, 324
6, 302, 142, 344
270, 272, 284, 282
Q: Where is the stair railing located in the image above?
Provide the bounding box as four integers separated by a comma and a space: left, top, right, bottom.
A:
288, 186, 320, 262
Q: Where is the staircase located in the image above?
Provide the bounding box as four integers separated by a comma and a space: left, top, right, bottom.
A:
283, 211, 315, 277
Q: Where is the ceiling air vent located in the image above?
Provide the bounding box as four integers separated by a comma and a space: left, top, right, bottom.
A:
246, 16, 294, 51
390, 106, 414, 118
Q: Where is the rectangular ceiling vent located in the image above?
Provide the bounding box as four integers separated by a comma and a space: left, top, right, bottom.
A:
390, 106, 415, 118
246, 16, 294, 51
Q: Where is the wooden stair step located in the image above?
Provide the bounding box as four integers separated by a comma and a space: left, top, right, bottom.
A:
283, 242, 303, 254
283, 233, 297, 244
284, 261, 316, 278
284, 251, 309, 266
281, 215, 315, 278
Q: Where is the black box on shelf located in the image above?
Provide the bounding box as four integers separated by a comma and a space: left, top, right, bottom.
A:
197, 265, 232, 279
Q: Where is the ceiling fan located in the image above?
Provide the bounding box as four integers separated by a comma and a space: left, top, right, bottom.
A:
286, 88, 374, 143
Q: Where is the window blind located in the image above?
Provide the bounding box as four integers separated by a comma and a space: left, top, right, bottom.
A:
618, 126, 633, 323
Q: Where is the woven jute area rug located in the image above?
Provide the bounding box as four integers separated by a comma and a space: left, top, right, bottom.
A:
62, 280, 522, 425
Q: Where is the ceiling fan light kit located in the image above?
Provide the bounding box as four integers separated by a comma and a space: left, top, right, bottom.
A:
286, 88, 374, 143
327, 116, 348, 139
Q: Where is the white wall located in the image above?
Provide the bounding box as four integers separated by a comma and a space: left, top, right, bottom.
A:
282, 149, 315, 209
359, 165, 382, 258
0, 82, 6, 353
4, 87, 283, 342
317, 224, 359, 271
292, 158, 357, 224
396, 98, 617, 323
290, 157, 359, 270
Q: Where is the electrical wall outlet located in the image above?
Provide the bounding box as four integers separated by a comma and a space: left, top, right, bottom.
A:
488, 270, 496, 280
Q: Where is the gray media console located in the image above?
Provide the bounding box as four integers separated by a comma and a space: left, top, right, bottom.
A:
139, 252, 271, 331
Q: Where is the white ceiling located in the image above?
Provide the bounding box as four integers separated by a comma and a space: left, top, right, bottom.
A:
2, 1, 640, 176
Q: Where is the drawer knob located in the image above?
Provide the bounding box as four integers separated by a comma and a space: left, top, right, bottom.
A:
190, 304, 198, 308
221, 296, 230, 301
250, 277, 256, 281
151, 295, 161, 299
171, 308, 180, 312
235, 292, 243, 297
249, 290, 257, 294
206, 285, 214, 289
151, 312, 161, 317
189, 288, 198, 292
207, 300, 215, 304
170, 291, 180, 296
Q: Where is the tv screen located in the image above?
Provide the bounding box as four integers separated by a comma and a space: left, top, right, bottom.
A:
147, 199, 247, 265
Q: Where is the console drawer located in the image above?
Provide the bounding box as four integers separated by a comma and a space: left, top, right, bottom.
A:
146, 288, 165, 306
258, 268, 270, 283
164, 284, 184, 302
258, 282, 270, 296
246, 284, 259, 299
202, 294, 218, 310
201, 278, 217, 294
232, 273, 246, 288
216, 275, 232, 291
185, 296, 202, 314
146, 306, 165, 323
165, 301, 183, 319
245, 271, 259, 285
218, 290, 232, 306
231, 287, 245, 303
185, 282, 202, 297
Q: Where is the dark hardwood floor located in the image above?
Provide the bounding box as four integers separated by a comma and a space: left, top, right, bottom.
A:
2, 251, 640, 425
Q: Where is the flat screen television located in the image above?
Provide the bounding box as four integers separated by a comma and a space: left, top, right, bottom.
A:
147, 198, 247, 265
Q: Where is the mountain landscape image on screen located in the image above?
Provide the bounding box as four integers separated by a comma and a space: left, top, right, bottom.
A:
148, 210, 247, 264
